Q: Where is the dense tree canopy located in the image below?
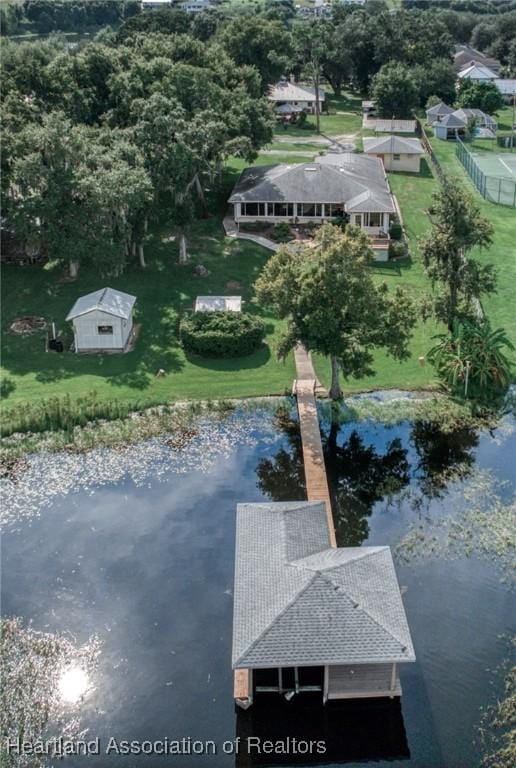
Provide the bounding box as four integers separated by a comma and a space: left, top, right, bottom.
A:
457, 80, 505, 114
371, 62, 419, 119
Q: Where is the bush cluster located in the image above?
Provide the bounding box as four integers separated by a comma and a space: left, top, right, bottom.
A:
271, 222, 293, 242
180, 311, 266, 358
389, 241, 407, 260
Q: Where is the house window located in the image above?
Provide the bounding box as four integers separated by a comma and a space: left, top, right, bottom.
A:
272, 202, 293, 217
242, 202, 267, 216
299, 203, 322, 217
98, 325, 113, 335
354, 214, 362, 227
327, 204, 344, 217
364, 212, 383, 227
393, 153, 401, 161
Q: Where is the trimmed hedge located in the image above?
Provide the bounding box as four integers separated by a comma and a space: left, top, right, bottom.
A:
180, 311, 266, 358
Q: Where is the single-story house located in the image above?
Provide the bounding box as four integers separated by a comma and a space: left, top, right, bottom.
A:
374, 119, 417, 134
425, 101, 455, 124
141, 0, 172, 9
269, 78, 325, 115
453, 45, 501, 74
194, 296, 242, 312
66, 287, 136, 353
232, 501, 415, 706
432, 106, 497, 140
228, 154, 397, 260
363, 135, 425, 173
457, 63, 498, 83
494, 79, 516, 103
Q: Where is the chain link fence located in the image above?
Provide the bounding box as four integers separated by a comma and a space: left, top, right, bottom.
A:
456, 138, 516, 208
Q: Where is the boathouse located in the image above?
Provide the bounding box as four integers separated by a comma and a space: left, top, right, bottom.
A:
232, 501, 415, 708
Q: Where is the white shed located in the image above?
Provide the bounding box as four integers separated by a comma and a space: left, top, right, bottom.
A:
194, 296, 242, 313
66, 287, 136, 353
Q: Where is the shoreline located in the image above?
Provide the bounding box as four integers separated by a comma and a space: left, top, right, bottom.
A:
0, 390, 492, 468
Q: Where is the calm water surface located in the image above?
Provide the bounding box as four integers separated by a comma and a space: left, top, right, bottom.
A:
1, 400, 515, 768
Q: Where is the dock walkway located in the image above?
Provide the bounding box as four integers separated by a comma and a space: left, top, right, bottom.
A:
293, 345, 336, 548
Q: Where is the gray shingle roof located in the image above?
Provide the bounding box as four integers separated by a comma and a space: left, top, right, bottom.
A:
228, 157, 395, 213
66, 287, 136, 321
426, 102, 455, 119
232, 502, 415, 669
363, 135, 425, 156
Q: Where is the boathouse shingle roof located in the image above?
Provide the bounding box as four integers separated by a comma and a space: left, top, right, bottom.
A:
232, 502, 415, 669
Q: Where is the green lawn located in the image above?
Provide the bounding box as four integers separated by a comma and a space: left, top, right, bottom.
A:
430, 137, 516, 346
1, 215, 295, 407
273, 89, 363, 138
4, 88, 512, 410
314, 158, 443, 393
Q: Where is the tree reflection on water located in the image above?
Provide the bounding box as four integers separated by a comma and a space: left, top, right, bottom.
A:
256, 402, 480, 547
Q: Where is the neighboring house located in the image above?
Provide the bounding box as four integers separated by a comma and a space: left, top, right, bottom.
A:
425, 101, 455, 124
363, 135, 425, 173
66, 287, 136, 353
431, 105, 497, 140
141, 0, 173, 9
228, 154, 397, 260
180, 0, 212, 11
494, 79, 516, 103
232, 501, 415, 706
373, 119, 417, 134
269, 79, 325, 116
453, 45, 501, 74
457, 63, 498, 83
194, 296, 242, 312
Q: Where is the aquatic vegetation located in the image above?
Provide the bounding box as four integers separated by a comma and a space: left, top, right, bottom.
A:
396, 469, 516, 583
479, 638, 516, 768
0, 405, 283, 527
0, 397, 276, 463
0, 617, 100, 768
318, 393, 490, 432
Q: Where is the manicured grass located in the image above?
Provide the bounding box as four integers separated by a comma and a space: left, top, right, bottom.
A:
430, 137, 516, 346
314, 160, 443, 393
273, 89, 363, 138
1, 215, 295, 407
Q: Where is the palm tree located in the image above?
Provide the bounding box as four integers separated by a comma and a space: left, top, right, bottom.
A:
428, 320, 514, 403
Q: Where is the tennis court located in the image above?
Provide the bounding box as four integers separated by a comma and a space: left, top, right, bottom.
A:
464, 148, 516, 206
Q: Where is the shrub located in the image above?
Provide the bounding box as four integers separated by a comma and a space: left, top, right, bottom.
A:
389, 223, 403, 240
296, 111, 308, 128
180, 311, 266, 358
271, 222, 292, 242
388, 241, 406, 260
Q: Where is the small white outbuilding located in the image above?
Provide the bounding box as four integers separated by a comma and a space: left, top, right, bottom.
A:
66, 287, 136, 353
194, 296, 242, 313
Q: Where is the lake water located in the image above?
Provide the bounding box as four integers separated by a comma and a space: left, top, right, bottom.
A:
1, 399, 515, 768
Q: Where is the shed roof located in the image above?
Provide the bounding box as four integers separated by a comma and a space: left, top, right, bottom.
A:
269, 80, 325, 103
194, 296, 241, 312
66, 288, 136, 321
229, 157, 395, 213
363, 135, 424, 156
425, 102, 455, 119
373, 119, 417, 134
437, 112, 467, 128
232, 502, 415, 669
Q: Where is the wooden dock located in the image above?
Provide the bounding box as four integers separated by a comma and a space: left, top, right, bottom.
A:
234, 345, 335, 708
294, 345, 336, 548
